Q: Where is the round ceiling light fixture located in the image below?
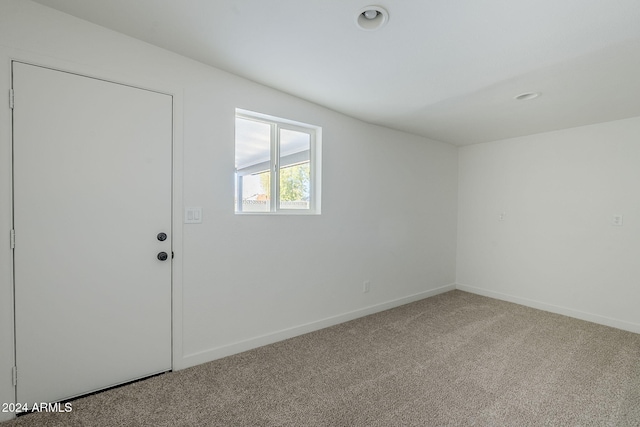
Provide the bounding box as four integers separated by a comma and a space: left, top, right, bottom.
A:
356, 6, 389, 31
514, 92, 541, 101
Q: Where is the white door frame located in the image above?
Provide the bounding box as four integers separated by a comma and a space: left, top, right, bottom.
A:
3, 54, 185, 409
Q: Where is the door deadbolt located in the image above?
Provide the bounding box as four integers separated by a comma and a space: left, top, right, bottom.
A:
157, 252, 168, 261
157, 232, 167, 242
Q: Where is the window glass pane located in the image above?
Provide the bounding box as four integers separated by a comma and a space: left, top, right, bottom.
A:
241, 172, 270, 212
235, 117, 271, 212
279, 129, 310, 210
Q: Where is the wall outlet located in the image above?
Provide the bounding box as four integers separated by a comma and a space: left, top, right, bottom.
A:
612, 214, 623, 226
363, 280, 371, 293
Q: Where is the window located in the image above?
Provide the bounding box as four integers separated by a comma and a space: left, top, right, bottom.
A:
235, 109, 321, 214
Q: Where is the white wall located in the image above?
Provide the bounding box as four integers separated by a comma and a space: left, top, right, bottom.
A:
0, 1, 458, 419
457, 116, 640, 332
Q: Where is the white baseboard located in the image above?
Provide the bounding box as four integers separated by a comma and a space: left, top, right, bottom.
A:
178, 283, 456, 370
456, 283, 640, 334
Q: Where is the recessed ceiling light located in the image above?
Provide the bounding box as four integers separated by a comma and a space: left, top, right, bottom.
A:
356, 6, 389, 31
514, 92, 541, 101
363, 10, 378, 20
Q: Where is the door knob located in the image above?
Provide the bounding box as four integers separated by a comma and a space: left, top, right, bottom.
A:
157, 232, 167, 241
157, 252, 168, 261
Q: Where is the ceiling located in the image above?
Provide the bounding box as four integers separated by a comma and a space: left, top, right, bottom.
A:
33, 0, 640, 145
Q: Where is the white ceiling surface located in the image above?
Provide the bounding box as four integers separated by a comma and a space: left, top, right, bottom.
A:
33, 0, 640, 146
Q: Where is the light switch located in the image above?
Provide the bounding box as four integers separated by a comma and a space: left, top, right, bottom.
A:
185, 207, 203, 224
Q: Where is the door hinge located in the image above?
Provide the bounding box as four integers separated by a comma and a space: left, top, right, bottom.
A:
10, 229, 15, 249
9, 89, 14, 109
12, 366, 17, 386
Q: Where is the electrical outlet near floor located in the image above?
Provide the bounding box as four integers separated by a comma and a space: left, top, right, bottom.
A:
612, 214, 623, 226
363, 280, 371, 293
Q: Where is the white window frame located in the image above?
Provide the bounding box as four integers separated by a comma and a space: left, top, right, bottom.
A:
235, 108, 322, 214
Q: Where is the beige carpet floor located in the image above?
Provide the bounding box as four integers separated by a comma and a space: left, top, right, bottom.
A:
3, 290, 640, 426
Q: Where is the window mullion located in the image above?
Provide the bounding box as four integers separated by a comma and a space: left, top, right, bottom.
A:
271, 123, 279, 212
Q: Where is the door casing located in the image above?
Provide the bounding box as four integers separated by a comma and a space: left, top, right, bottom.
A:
14, 63, 179, 401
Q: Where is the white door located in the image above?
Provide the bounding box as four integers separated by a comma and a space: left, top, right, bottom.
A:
12, 62, 172, 404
